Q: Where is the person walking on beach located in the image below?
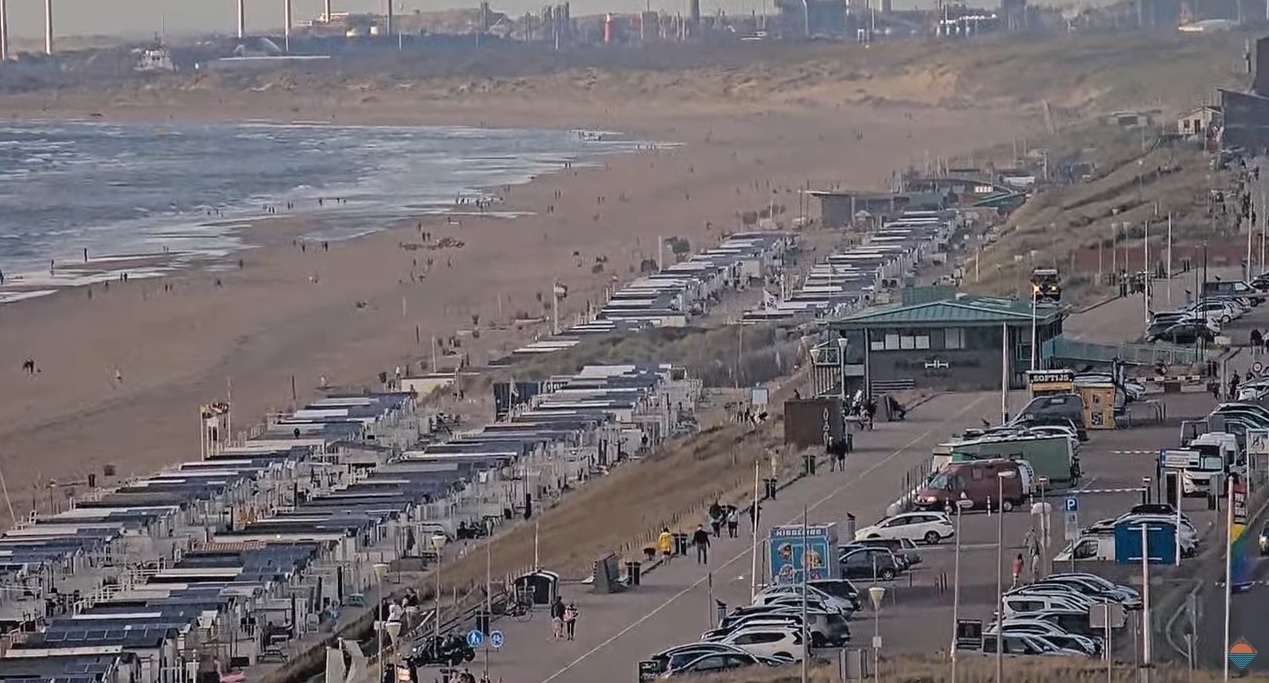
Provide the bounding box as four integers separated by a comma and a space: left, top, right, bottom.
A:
563, 603, 579, 641
726, 507, 740, 538
658, 527, 673, 563
692, 524, 711, 565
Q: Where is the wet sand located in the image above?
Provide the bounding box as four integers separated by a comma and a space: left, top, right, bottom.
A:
0, 92, 1032, 520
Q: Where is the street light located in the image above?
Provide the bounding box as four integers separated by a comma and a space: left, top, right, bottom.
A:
994, 470, 1016, 683
837, 336, 849, 404
949, 495, 972, 683
869, 585, 886, 681
374, 562, 390, 674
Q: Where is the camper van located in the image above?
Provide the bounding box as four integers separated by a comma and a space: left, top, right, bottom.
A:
916, 459, 1027, 511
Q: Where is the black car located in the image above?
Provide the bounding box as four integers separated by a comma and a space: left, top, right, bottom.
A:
842, 538, 923, 567
1147, 323, 1214, 345
839, 547, 902, 581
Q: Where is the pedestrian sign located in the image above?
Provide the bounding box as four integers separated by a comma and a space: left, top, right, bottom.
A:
489, 631, 504, 649
1064, 497, 1078, 513
466, 629, 484, 648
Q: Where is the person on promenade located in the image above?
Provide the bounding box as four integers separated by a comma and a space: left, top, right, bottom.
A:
563, 603, 579, 641
550, 596, 565, 640
692, 524, 711, 565
726, 507, 740, 538
658, 528, 673, 564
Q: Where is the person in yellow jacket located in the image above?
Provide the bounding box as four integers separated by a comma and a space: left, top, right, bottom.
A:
658, 527, 674, 563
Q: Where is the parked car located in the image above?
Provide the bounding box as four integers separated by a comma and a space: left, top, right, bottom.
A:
648, 643, 762, 676
753, 585, 856, 615
844, 537, 924, 566
707, 624, 807, 661
853, 511, 955, 545
661, 651, 782, 677
838, 547, 903, 581
988, 622, 1100, 657
966, 632, 1091, 658
807, 578, 861, 610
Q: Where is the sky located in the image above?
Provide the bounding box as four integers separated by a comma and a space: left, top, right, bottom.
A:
2, 0, 957, 40
1, 0, 760, 39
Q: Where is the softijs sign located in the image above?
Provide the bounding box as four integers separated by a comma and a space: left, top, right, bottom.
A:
1026, 369, 1075, 385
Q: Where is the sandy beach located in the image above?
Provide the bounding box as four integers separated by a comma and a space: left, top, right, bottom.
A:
0, 90, 1031, 519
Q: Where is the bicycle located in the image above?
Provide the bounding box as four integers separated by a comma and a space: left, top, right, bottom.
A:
503, 589, 534, 622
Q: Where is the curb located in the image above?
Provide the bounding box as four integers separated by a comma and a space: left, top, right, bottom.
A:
1077, 295, 1121, 314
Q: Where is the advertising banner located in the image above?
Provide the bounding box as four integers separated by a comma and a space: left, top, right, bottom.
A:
1231, 478, 1253, 591
769, 523, 838, 585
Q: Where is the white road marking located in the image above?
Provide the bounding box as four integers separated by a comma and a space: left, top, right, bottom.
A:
537, 393, 990, 683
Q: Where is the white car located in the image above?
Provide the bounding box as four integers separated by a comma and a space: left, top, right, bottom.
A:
984, 624, 1096, 655
988, 623, 1099, 656
707, 624, 807, 661
980, 631, 1095, 658
755, 585, 855, 614
1007, 585, 1096, 610
854, 511, 955, 545
1000, 592, 1092, 617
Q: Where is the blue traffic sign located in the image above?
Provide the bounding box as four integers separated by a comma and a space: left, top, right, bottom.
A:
466, 630, 484, 648
489, 631, 504, 649
1064, 497, 1078, 513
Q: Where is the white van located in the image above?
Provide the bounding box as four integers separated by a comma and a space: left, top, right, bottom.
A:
1001, 592, 1091, 617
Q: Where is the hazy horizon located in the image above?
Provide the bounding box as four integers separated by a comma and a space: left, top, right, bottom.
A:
2, 0, 1020, 41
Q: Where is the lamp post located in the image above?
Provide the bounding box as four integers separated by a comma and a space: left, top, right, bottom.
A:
869, 586, 886, 681
950, 495, 972, 682
837, 336, 849, 403
373, 562, 390, 675
994, 470, 1016, 683
1029, 285, 1038, 371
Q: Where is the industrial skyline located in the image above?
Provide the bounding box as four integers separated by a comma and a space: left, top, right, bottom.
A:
0, 0, 980, 42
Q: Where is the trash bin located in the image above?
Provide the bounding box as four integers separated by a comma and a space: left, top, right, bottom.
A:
803, 454, 817, 476
673, 532, 690, 556
626, 561, 642, 586
714, 600, 727, 627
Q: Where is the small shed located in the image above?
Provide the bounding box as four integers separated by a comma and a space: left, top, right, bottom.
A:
1176, 105, 1222, 137
514, 570, 560, 606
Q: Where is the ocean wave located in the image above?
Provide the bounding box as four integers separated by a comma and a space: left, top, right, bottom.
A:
0, 121, 648, 286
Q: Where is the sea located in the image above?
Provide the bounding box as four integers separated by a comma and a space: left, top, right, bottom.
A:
0, 121, 646, 302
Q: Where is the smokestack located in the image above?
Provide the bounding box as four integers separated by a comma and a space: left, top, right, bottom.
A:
283, 0, 292, 51
43, 0, 53, 55
237, 0, 246, 38
385, 0, 393, 36
0, 0, 8, 61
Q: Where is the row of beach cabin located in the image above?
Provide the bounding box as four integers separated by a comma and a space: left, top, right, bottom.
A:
741, 212, 955, 326
0, 363, 699, 683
